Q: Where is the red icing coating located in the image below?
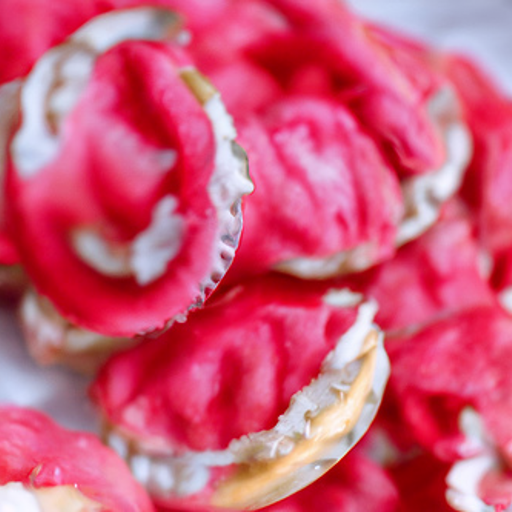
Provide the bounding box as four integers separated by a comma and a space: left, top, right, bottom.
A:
446, 56, 512, 294
0, 406, 155, 512
386, 306, 512, 461
341, 203, 496, 332
7, 42, 219, 336
229, 95, 403, 277
0, 0, 229, 85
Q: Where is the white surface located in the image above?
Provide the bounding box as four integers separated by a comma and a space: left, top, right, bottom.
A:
0, 307, 96, 431
0, 1, 511, 433
347, 0, 512, 93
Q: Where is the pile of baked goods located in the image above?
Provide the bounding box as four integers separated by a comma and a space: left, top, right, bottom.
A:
1, 1, 511, 510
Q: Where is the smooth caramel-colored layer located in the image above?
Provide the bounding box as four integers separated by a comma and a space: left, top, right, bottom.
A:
180, 69, 217, 105
35, 485, 102, 512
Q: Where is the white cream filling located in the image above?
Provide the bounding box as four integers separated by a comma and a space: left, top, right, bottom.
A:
72, 230, 132, 278
275, 241, 377, 279
397, 87, 472, 245
446, 457, 496, 512
12, 48, 64, 178
73, 195, 185, 285
20, 290, 128, 358
0, 483, 41, 512
0, 482, 102, 512
105, 293, 389, 502
264, 301, 380, 441
200, 94, 254, 291
71, 8, 179, 54
498, 287, 512, 315
322, 288, 364, 308
12, 8, 180, 179
446, 408, 500, 512
130, 195, 184, 285
125, 93, 254, 290
47, 52, 96, 131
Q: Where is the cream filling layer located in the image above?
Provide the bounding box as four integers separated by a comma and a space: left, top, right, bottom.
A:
498, 287, 512, 315
0, 482, 101, 512
397, 88, 472, 245
19, 290, 133, 371
446, 408, 501, 512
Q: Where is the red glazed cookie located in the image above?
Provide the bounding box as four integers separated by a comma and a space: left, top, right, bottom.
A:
0, 406, 155, 512
230, 96, 403, 279
386, 305, 512, 460
91, 274, 389, 509
6, 9, 252, 342
189, 0, 472, 280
